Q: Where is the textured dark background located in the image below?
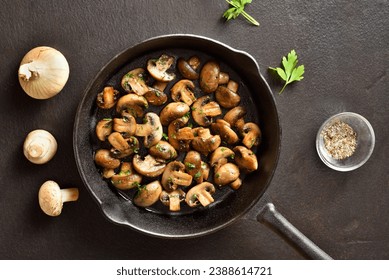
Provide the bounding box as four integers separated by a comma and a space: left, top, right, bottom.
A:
0, 0, 388, 259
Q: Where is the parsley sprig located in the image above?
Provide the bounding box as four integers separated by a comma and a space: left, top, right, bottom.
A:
223, 0, 259, 26
269, 50, 305, 94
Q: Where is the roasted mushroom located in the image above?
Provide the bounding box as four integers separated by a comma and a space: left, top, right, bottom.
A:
144, 81, 168, 106
134, 180, 162, 207
168, 115, 193, 152
199, 61, 229, 93
191, 96, 222, 127
215, 80, 240, 109
214, 163, 240, 187
185, 182, 216, 207
121, 68, 149, 95
149, 140, 177, 160
94, 149, 120, 169
233, 146, 258, 172
95, 119, 113, 141
209, 146, 235, 172
184, 151, 203, 183
132, 154, 166, 177
160, 189, 186, 212
116, 93, 148, 118
112, 113, 137, 137
161, 161, 193, 192
191, 128, 221, 155
160, 102, 190, 126
177, 56, 200, 80
96, 86, 119, 109
147, 54, 175, 82
110, 162, 142, 190
223, 106, 247, 127
108, 132, 138, 158
241, 122, 261, 149
170, 79, 196, 106
211, 119, 239, 145
135, 112, 163, 148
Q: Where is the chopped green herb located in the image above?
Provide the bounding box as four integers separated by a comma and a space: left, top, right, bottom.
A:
221, 147, 226, 152
185, 162, 196, 170
119, 170, 131, 176
162, 133, 169, 141
132, 181, 141, 188
194, 171, 202, 179
215, 173, 220, 178
229, 154, 235, 160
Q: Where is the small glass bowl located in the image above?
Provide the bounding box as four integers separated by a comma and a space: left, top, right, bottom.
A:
316, 112, 375, 171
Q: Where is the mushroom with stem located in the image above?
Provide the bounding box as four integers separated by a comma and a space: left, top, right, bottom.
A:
38, 180, 79, 216
185, 182, 216, 208
110, 162, 142, 190
116, 93, 148, 118
191, 128, 221, 155
177, 56, 200, 80
241, 122, 261, 149
209, 146, 235, 172
211, 119, 239, 145
144, 81, 168, 106
191, 96, 222, 127
233, 146, 258, 172
160, 102, 190, 126
121, 68, 149, 95
108, 132, 139, 158
95, 118, 113, 141
96, 86, 120, 109
160, 189, 186, 212
23, 129, 57, 164
147, 54, 176, 82
161, 161, 193, 192
215, 80, 240, 109
133, 181, 162, 207
214, 163, 240, 187
134, 112, 163, 148
112, 113, 137, 137
223, 106, 247, 127
168, 115, 193, 152
149, 140, 177, 161
170, 79, 197, 106
184, 151, 204, 184
199, 61, 229, 93
94, 149, 121, 169
132, 154, 166, 177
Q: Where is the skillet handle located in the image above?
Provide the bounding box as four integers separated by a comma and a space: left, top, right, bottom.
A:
257, 203, 333, 260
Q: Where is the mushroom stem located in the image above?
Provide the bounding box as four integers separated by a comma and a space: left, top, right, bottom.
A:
172, 171, 192, 186
60, 188, 79, 202
197, 191, 214, 207
169, 195, 181, 212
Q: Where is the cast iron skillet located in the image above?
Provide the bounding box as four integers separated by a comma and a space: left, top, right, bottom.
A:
73, 34, 331, 259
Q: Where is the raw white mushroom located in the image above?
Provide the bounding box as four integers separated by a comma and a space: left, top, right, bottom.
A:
23, 129, 57, 164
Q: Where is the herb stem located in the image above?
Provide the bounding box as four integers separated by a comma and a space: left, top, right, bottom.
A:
225, 0, 259, 26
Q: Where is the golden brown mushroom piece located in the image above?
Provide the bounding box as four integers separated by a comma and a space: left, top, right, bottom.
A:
160, 189, 186, 212
133, 181, 162, 207
112, 113, 137, 137
184, 151, 204, 184
147, 54, 175, 82
121, 68, 149, 95
94, 149, 120, 169
214, 163, 240, 187
108, 132, 138, 158
144, 81, 168, 106
215, 80, 240, 109
135, 112, 163, 148
241, 122, 261, 149
210, 119, 239, 145
185, 182, 216, 208
110, 162, 142, 190
209, 146, 235, 172
233, 146, 258, 172
96, 86, 119, 109
161, 161, 193, 192
177, 57, 200, 80
191, 96, 222, 127
95, 118, 113, 141
160, 102, 190, 126
116, 93, 148, 118
132, 154, 166, 177
223, 106, 247, 127
168, 115, 193, 152
199, 61, 229, 93
170, 79, 197, 106
149, 141, 178, 161
191, 128, 221, 155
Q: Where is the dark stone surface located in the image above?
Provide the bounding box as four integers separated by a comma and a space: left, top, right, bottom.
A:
0, 0, 387, 259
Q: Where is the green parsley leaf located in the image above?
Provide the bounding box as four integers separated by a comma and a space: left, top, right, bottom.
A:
162, 133, 169, 141
223, 0, 259, 26
269, 49, 305, 94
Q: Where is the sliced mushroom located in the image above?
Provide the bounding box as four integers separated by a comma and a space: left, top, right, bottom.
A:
108, 132, 138, 158
191, 128, 221, 155
134, 181, 162, 207
168, 116, 192, 152
116, 93, 148, 118
132, 154, 166, 177
94, 149, 120, 169
241, 122, 261, 149
233, 146, 258, 172
144, 83, 168, 106
199, 61, 229, 93
160, 189, 186, 212
215, 80, 240, 108
96, 86, 119, 109
95, 118, 112, 141
160, 102, 190, 126
135, 112, 163, 148
177, 57, 200, 80
184, 151, 203, 184
230, 178, 242, 190
223, 106, 247, 127
149, 140, 177, 160
110, 162, 142, 190
211, 119, 239, 145
214, 163, 240, 187
185, 182, 216, 208
209, 146, 235, 172
147, 54, 175, 82
121, 68, 149, 95
161, 161, 193, 192
113, 114, 136, 137
170, 79, 196, 106
191, 96, 222, 127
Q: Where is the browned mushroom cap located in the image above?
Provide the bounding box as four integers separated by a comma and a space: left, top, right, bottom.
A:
215, 80, 240, 109
184, 151, 204, 183
168, 116, 192, 152
235, 117, 245, 132
108, 132, 139, 158
241, 122, 261, 149
121, 68, 149, 95
233, 146, 258, 172
149, 140, 177, 160
191, 96, 222, 127
113, 114, 136, 137
177, 57, 200, 80
96, 86, 119, 109
147, 54, 176, 82
116, 93, 148, 118
94, 149, 120, 169
134, 181, 162, 207
223, 106, 247, 127
214, 163, 240, 187
191, 128, 221, 155
170, 79, 197, 106
110, 162, 142, 190
95, 118, 112, 141
209, 146, 235, 172
161, 161, 193, 192
211, 119, 239, 145
230, 178, 242, 190
160, 189, 186, 212
144, 87, 168, 106
185, 182, 216, 207
199, 61, 219, 93
135, 112, 163, 148
132, 154, 166, 177
160, 102, 190, 126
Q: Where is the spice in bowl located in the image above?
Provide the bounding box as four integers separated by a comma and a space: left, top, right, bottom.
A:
321, 121, 357, 160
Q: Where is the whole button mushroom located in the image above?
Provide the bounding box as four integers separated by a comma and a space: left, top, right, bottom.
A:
134, 180, 162, 207
23, 129, 57, 164
214, 163, 240, 187
177, 56, 200, 80
199, 61, 229, 93
38, 180, 79, 216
